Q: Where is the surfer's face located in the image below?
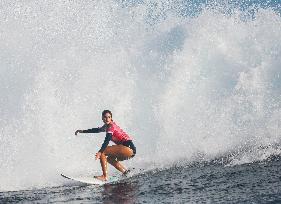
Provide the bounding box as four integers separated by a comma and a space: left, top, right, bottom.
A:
102, 113, 112, 124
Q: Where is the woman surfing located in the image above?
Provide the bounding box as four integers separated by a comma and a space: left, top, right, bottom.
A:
75, 110, 136, 181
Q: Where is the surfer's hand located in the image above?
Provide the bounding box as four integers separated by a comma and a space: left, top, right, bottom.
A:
95, 152, 101, 160
75, 130, 82, 135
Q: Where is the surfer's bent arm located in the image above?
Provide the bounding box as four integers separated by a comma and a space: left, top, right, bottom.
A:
99, 133, 112, 153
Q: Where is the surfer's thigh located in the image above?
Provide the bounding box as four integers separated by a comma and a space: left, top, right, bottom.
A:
104, 145, 133, 161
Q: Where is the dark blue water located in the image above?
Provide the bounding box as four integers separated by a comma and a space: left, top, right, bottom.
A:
1, 157, 280, 203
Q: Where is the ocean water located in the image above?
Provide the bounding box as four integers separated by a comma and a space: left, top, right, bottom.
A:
1, 157, 281, 203
1, 0, 281, 203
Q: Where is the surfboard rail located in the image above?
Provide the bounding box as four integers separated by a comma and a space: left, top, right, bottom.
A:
61, 173, 119, 185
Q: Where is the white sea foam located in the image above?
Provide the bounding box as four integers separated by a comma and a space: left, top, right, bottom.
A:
0, 0, 280, 191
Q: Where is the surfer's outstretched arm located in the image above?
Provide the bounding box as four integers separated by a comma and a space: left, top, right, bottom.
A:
75, 125, 106, 135
75, 128, 99, 135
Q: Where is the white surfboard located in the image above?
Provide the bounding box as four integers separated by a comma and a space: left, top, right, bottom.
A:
61, 173, 119, 185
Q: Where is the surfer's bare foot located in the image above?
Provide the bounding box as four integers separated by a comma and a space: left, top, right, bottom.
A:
95, 175, 108, 181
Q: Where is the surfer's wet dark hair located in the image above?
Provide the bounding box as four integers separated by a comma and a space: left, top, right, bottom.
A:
102, 110, 112, 118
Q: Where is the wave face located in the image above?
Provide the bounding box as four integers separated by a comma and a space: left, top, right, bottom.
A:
0, 0, 281, 191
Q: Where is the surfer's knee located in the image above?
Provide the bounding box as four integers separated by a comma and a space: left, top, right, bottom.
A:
103, 145, 115, 154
